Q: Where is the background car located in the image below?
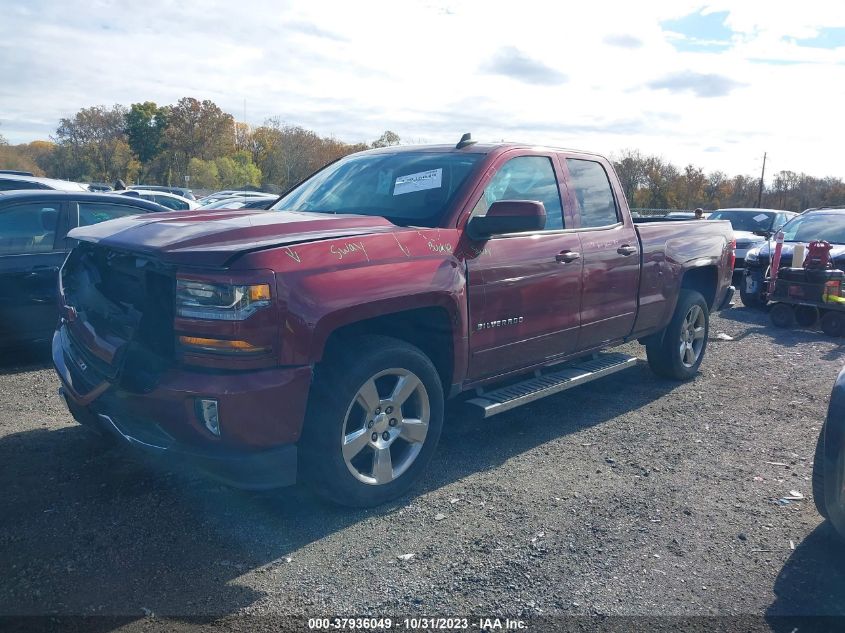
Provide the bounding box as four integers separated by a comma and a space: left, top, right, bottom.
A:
85, 182, 114, 192
707, 208, 797, 285
120, 189, 198, 210
0, 169, 35, 176
128, 185, 196, 200
743, 208, 845, 307
814, 365, 845, 541
196, 194, 277, 210
0, 191, 167, 348
195, 190, 269, 206
0, 174, 89, 192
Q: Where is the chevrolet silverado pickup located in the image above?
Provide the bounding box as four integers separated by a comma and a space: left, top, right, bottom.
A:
53, 139, 736, 507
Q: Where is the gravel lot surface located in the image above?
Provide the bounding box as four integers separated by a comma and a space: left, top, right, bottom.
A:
1, 303, 845, 630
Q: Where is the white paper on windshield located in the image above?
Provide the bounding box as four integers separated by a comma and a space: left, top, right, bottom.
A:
753, 213, 769, 222
394, 169, 442, 196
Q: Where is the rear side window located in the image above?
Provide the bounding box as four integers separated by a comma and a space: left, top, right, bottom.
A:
0, 179, 45, 191
78, 202, 144, 227
474, 156, 564, 230
566, 159, 619, 228
0, 203, 59, 255
153, 195, 187, 210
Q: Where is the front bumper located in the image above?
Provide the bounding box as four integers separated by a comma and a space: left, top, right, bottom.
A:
53, 326, 312, 489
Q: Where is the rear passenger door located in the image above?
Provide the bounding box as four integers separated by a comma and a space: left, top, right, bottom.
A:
562, 156, 640, 350
0, 200, 68, 345
466, 152, 583, 379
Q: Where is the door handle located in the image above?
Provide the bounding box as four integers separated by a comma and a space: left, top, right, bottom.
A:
617, 245, 637, 256
555, 250, 581, 263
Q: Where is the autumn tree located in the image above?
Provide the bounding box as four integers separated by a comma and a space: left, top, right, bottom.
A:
371, 130, 400, 148
165, 98, 235, 181
54, 104, 133, 181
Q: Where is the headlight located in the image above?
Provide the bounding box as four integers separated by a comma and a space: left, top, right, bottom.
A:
175, 279, 271, 321
745, 250, 759, 264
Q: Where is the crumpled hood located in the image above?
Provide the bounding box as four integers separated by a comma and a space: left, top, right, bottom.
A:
67, 209, 399, 267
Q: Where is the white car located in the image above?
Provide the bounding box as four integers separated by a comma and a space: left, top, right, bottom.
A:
0, 174, 89, 192
120, 189, 199, 211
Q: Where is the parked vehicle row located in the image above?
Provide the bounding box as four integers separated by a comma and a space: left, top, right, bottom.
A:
0, 191, 168, 347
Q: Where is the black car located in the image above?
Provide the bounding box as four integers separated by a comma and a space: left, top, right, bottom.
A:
0, 191, 167, 348
742, 208, 845, 308
814, 365, 845, 540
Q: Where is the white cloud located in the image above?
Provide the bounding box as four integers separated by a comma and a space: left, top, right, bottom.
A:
0, 0, 843, 179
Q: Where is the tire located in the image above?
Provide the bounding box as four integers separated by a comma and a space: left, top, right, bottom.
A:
820, 311, 845, 337
300, 335, 444, 507
646, 289, 709, 380
739, 285, 764, 309
769, 303, 795, 328
813, 422, 828, 519
795, 305, 820, 328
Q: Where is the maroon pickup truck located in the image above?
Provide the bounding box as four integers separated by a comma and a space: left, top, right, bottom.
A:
53, 138, 735, 506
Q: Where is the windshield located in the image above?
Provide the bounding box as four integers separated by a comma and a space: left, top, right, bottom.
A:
270, 151, 483, 226
781, 213, 845, 244
708, 210, 775, 232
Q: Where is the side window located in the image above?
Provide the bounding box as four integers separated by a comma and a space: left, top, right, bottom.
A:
473, 156, 564, 230
0, 203, 59, 255
153, 195, 186, 210
78, 202, 143, 227
566, 159, 619, 228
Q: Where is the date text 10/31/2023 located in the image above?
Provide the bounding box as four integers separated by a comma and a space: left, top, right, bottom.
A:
307, 617, 527, 630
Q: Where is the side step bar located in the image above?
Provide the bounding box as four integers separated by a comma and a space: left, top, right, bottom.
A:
465, 352, 639, 418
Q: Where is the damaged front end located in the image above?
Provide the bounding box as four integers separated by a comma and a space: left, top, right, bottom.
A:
52, 241, 308, 489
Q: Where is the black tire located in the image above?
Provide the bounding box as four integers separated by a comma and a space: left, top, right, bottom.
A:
739, 285, 764, 309
795, 305, 820, 328
820, 311, 845, 337
769, 303, 795, 328
813, 422, 828, 519
300, 335, 444, 507
646, 289, 709, 380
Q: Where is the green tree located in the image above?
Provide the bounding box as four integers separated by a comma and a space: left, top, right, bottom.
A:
215, 151, 261, 188
126, 102, 170, 169
187, 157, 220, 189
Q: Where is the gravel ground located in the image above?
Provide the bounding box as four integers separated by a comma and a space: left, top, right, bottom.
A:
1, 303, 845, 630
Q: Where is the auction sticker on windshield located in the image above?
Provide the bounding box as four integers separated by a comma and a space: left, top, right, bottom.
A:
394, 169, 442, 196
753, 213, 769, 222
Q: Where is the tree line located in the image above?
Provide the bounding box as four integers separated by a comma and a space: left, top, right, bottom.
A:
2, 102, 844, 210
0, 98, 399, 193
612, 149, 845, 212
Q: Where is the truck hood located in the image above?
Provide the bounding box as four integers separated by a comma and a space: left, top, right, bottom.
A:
67, 209, 399, 267
750, 241, 845, 267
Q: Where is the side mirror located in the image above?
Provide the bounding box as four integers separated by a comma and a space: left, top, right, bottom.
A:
467, 200, 546, 240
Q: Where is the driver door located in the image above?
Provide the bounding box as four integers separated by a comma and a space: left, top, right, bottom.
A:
466, 152, 582, 380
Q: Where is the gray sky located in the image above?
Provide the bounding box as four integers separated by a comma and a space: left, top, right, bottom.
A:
1, 0, 844, 178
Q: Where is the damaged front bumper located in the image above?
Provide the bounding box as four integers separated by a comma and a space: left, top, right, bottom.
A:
53, 325, 311, 490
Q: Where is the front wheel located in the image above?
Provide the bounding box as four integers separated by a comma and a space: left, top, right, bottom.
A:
646, 289, 709, 380
300, 335, 444, 507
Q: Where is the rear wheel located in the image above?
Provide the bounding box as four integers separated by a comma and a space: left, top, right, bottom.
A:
300, 335, 444, 507
821, 311, 845, 337
795, 305, 820, 328
646, 289, 709, 380
769, 303, 795, 328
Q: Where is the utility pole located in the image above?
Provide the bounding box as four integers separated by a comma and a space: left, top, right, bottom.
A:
756, 152, 767, 208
